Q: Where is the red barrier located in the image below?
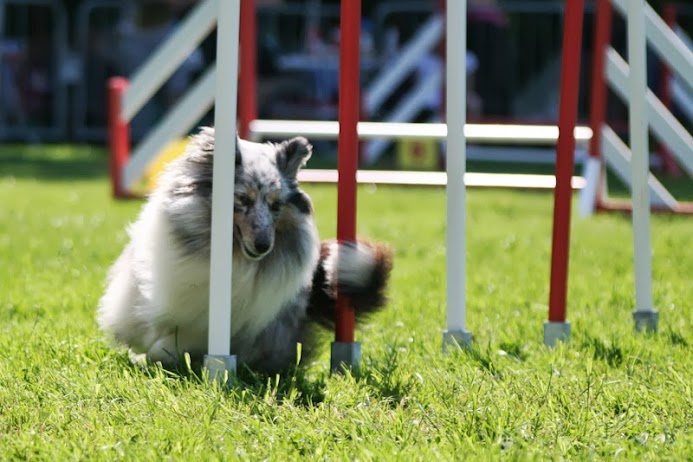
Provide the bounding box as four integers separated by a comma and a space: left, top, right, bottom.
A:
588, 0, 612, 164
548, 0, 585, 323
335, 0, 361, 343
239, 0, 257, 139
107, 77, 131, 199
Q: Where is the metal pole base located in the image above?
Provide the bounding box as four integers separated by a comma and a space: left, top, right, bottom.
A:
330, 341, 361, 375
633, 310, 658, 332
203, 354, 237, 384
544, 321, 571, 347
442, 329, 473, 353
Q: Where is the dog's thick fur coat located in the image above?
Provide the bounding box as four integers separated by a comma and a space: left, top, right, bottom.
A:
97, 128, 392, 373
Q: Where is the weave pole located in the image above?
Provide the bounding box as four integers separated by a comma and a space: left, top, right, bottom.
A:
442, 0, 472, 352
204, 0, 241, 381
545, 0, 585, 346
627, 0, 658, 332
330, 0, 362, 373
238, 0, 257, 139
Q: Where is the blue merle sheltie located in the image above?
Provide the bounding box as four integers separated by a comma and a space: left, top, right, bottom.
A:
97, 128, 392, 374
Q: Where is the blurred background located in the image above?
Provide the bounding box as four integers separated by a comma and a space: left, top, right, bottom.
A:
0, 0, 690, 169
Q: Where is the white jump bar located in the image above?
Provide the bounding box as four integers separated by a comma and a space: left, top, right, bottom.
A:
249, 120, 593, 145
297, 169, 585, 189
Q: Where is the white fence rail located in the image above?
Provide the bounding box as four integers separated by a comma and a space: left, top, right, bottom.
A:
249, 120, 592, 144
122, 0, 217, 122
363, 14, 443, 115
671, 26, 693, 121
124, 65, 216, 189
601, 125, 678, 209
364, 68, 443, 163
605, 47, 693, 177
612, 0, 693, 91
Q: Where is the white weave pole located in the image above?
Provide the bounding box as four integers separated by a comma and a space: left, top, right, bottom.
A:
443, 0, 472, 351
204, 0, 241, 380
627, 0, 658, 331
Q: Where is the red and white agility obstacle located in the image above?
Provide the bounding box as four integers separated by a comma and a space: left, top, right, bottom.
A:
582, 0, 693, 216
106, 0, 691, 377
547, 0, 693, 341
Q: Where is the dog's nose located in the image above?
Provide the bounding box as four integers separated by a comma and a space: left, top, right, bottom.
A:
254, 237, 271, 254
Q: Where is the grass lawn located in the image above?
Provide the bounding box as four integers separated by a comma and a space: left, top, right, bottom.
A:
1, 144, 691, 460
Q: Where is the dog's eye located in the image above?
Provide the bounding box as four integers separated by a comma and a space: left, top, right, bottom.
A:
237, 194, 253, 207
270, 201, 282, 213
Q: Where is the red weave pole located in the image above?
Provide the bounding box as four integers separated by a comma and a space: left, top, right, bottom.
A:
548, 0, 585, 323
107, 77, 130, 199
335, 0, 361, 343
239, 0, 257, 139
588, 0, 612, 161
656, 4, 681, 176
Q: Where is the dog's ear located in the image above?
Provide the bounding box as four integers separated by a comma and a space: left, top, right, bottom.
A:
276, 137, 312, 178
235, 134, 243, 167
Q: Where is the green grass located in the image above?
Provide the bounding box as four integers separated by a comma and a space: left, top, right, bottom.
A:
1, 145, 691, 461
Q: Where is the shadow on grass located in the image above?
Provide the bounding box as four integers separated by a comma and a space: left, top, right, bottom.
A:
122, 344, 426, 409
580, 335, 626, 367
663, 328, 688, 348
359, 346, 421, 408
0, 144, 108, 181
124, 352, 329, 408
445, 341, 507, 379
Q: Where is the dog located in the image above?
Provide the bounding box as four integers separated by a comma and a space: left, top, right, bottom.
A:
97, 128, 392, 374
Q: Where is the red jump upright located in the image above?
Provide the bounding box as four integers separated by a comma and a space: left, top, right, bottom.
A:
331, 0, 362, 372
588, 0, 612, 167
238, 0, 257, 139
107, 77, 131, 199
545, 0, 586, 346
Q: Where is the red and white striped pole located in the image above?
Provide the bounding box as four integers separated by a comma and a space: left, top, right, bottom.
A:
107, 77, 131, 199
331, 0, 361, 373
545, 0, 585, 346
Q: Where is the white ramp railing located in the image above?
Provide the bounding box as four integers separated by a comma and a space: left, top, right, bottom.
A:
363, 14, 443, 115
362, 14, 444, 164
600, 126, 678, 209
672, 79, 693, 121
671, 26, 693, 121
116, 0, 217, 192
605, 48, 693, 176
611, 0, 693, 91
123, 66, 216, 189
583, 0, 693, 215
122, 0, 217, 122
363, 67, 443, 163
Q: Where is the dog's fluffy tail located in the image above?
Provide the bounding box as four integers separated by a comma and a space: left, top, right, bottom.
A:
307, 240, 393, 329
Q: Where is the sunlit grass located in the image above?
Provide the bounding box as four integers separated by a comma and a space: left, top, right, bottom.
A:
0, 145, 691, 460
